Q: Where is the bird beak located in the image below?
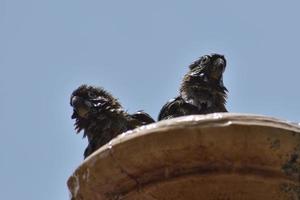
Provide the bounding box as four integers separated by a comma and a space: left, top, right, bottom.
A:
71, 96, 92, 118
214, 58, 226, 73
71, 96, 80, 107
210, 58, 226, 79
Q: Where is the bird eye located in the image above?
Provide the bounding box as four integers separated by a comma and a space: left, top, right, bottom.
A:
201, 55, 210, 64
88, 91, 97, 98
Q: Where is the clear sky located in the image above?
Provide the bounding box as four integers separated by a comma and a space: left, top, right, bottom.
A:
1, 0, 300, 199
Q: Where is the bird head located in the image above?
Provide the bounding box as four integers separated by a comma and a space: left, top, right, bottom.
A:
188, 53, 226, 84
184, 54, 226, 91
70, 84, 121, 133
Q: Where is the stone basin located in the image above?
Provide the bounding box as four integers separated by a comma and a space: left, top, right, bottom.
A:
67, 113, 300, 200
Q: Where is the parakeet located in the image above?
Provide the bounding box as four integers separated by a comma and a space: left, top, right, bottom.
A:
70, 85, 155, 158
158, 53, 228, 120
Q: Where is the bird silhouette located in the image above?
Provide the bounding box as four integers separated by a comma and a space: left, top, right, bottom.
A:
70, 84, 155, 158
158, 53, 228, 120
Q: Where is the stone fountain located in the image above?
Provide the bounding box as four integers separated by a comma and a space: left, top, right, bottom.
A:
68, 113, 300, 200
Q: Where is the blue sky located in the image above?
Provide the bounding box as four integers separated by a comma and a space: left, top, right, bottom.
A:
1, 0, 300, 199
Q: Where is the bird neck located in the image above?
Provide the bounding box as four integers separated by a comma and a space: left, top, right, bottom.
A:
180, 84, 226, 110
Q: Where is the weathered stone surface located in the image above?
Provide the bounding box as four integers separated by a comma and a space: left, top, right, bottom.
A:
68, 113, 300, 200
